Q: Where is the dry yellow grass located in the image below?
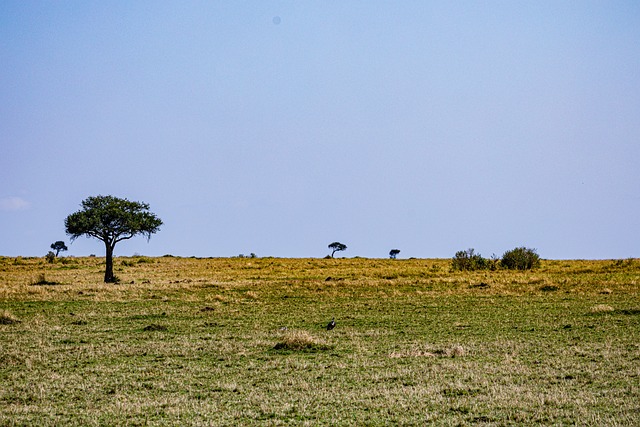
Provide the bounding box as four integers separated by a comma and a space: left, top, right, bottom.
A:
0, 309, 20, 324
274, 330, 330, 351
590, 304, 615, 313
2, 256, 638, 303
1, 255, 639, 425
389, 343, 466, 359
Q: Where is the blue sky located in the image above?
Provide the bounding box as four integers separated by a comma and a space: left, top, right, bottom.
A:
1, 1, 639, 259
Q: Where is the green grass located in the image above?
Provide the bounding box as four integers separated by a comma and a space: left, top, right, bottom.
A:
0, 256, 639, 425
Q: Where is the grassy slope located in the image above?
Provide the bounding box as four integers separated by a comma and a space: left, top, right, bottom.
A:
0, 256, 639, 426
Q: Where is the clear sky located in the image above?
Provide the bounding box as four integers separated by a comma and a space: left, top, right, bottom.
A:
1, 1, 639, 259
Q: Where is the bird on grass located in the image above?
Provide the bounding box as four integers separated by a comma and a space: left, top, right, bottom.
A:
326, 317, 336, 330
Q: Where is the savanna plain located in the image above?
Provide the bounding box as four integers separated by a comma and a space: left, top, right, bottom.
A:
1, 256, 639, 426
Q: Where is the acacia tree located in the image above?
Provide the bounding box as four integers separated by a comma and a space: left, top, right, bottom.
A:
328, 242, 347, 258
65, 195, 162, 283
50, 241, 68, 257
389, 249, 400, 259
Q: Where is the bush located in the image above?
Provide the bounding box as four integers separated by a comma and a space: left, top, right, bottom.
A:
451, 248, 490, 271
45, 251, 56, 263
501, 247, 540, 270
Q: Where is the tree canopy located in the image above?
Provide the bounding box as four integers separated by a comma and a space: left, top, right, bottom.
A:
50, 241, 68, 257
328, 242, 347, 258
65, 195, 162, 282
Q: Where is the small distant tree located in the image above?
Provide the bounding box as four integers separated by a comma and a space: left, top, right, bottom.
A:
328, 242, 347, 258
65, 195, 162, 283
389, 249, 400, 259
50, 241, 68, 257
501, 247, 540, 270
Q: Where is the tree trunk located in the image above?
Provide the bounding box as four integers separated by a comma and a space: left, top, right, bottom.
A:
104, 243, 115, 283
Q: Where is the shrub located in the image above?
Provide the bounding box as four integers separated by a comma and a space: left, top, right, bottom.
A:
273, 330, 332, 352
235, 253, 257, 259
451, 248, 490, 271
45, 251, 56, 263
501, 247, 540, 270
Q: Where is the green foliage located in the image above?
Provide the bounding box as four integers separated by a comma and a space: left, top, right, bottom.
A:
50, 241, 68, 256
235, 253, 258, 259
65, 195, 162, 244
451, 248, 490, 271
45, 251, 56, 264
328, 242, 347, 258
64, 195, 162, 283
501, 247, 540, 270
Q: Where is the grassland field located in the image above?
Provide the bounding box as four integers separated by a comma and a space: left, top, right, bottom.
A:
0, 256, 639, 426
